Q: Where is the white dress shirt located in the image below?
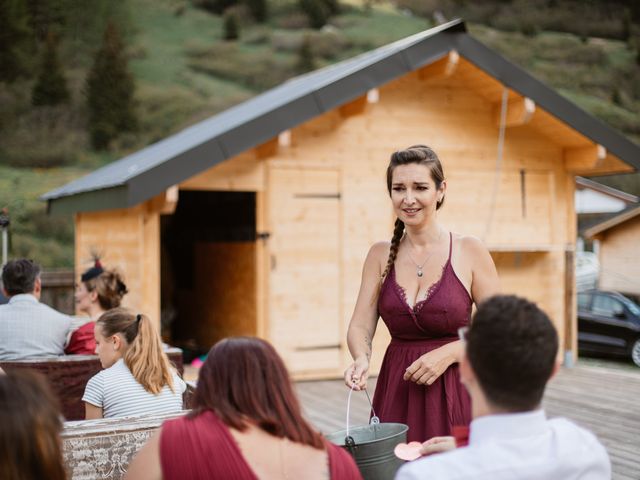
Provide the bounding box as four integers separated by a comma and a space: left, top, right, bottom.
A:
0, 294, 72, 360
396, 410, 611, 480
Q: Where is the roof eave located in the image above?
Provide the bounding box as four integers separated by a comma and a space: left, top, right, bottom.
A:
453, 35, 640, 170
584, 206, 640, 238
47, 185, 130, 216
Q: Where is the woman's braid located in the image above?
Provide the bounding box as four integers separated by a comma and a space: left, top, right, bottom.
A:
382, 218, 405, 280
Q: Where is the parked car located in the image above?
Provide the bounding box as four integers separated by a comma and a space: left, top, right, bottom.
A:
578, 289, 640, 367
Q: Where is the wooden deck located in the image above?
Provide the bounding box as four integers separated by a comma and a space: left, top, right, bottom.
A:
295, 362, 640, 480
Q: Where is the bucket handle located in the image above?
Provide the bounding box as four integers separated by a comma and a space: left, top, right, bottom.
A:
346, 383, 380, 441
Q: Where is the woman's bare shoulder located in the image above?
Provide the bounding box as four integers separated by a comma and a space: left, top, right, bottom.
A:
363, 241, 391, 274
369, 241, 391, 257
455, 234, 488, 254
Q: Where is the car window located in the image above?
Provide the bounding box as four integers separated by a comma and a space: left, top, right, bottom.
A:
621, 296, 640, 316
577, 293, 592, 310
592, 295, 624, 317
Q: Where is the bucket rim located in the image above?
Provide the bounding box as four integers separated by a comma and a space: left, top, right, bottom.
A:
325, 422, 409, 446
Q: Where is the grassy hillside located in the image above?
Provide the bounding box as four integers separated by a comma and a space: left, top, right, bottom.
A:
1, 0, 638, 267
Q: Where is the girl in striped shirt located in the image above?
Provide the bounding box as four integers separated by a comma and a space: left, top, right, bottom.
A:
83, 308, 185, 419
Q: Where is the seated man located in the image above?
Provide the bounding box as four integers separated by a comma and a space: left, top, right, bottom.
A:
0, 259, 72, 360
396, 294, 610, 480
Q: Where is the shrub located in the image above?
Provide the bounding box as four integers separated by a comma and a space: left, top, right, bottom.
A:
245, 0, 268, 22
295, 34, 316, 74
299, 0, 330, 29
223, 11, 240, 40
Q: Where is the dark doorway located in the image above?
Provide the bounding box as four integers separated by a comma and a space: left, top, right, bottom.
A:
161, 190, 256, 361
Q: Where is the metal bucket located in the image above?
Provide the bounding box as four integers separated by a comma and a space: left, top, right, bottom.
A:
325, 388, 408, 480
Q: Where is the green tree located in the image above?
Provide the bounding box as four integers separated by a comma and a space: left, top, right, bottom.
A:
32, 33, 69, 106
223, 10, 240, 40
193, 0, 236, 14
0, 0, 34, 83
25, 0, 67, 41
295, 35, 316, 74
86, 21, 137, 150
299, 0, 329, 29
321, 0, 339, 16
244, 0, 267, 22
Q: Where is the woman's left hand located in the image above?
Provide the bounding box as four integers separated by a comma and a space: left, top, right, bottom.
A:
403, 344, 457, 385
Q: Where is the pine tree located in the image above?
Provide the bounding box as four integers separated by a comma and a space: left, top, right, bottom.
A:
244, 0, 267, 22
223, 11, 240, 40
321, 0, 339, 16
299, 0, 329, 29
295, 35, 316, 74
32, 32, 69, 106
86, 21, 137, 150
0, 0, 34, 83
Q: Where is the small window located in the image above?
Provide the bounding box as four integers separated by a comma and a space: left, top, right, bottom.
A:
577, 293, 591, 310
592, 295, 624, 317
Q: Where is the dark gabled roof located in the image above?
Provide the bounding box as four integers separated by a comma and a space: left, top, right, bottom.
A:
43, 19, 640, 214
584, 204, 640, 238
576, 177, 639, 204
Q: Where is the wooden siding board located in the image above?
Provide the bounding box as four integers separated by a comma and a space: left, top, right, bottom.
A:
598, 216, 640, 296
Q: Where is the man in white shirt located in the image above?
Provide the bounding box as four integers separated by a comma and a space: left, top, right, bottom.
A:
0, 259, 72, 360
396, 294, 611, 480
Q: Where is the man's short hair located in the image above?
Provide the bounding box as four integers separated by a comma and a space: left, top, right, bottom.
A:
1, 259, 42, 296
467, 295, 558, 412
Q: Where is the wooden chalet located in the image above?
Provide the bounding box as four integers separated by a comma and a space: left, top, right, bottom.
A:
43, 20, 640, 378
584, 205, 640, 299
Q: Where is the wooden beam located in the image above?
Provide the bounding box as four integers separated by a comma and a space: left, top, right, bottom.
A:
254, 137, 279, 159
147, 186, 178, 215
339, 95, 367, 118
564, 144, 606, 172
418, 50, 459, 80
493, 96, 536, 127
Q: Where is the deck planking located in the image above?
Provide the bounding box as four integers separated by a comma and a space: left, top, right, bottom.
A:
295, 362, 640, 480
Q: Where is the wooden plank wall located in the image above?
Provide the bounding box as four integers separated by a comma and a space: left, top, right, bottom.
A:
75, 202, 161, 326
597, 216, 640, 296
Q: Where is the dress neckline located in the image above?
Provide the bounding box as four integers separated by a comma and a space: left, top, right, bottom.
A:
390, 232, 453, 312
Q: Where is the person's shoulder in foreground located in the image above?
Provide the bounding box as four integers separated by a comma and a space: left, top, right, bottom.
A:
396, 413, 611, 480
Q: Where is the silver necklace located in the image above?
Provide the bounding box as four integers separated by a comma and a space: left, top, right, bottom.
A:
404, 230, 441, 277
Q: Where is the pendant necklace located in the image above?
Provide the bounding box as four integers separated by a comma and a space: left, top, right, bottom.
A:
405, 230, 441, 277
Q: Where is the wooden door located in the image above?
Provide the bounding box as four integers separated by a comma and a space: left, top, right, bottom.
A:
268, 167, 341, 376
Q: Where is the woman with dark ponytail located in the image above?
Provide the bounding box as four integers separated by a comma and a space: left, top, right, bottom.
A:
344, 145, 499, 442
82, 308, 185, 419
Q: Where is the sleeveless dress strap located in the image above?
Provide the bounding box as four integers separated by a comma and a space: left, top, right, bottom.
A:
448, 231, 453, 260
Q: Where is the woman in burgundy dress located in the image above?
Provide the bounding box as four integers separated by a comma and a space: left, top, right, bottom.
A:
344, 145, 499, 442
126, 337, 362, 480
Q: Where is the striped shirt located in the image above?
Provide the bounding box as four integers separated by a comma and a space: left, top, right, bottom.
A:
82, 359, 186, 418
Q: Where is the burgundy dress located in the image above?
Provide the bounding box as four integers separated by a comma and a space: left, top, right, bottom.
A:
373, 233, 472, 442
159, 410, 363, 480
65, 321, 96, 355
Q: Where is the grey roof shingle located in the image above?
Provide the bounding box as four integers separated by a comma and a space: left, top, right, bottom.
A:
43, 19, 640, 214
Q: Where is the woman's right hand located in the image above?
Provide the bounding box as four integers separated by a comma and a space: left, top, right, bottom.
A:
344, 356, 370, 390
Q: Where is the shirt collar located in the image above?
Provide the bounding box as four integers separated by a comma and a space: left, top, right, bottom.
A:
8, 293, 39, 304
470, 409, 548, 445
